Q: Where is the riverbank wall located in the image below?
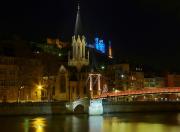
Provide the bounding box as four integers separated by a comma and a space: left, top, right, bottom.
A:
103, 101, 180, 114
0, 102, 72, 116
0, 101, 180, 115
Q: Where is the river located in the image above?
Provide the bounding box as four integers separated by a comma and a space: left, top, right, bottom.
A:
0, 113, 180, 132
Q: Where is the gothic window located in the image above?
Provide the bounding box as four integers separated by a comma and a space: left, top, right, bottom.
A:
72, 87, 74, 93
60, 75, 66, 93
84, 86, 86, 94
82, 46, 84, 58
52, 86, 55, 95
78, 45, 80, 56
77, 87, 79, 95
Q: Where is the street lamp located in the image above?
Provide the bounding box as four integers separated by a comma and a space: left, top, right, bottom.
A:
36, 84, 48, 102
121, 74, 125, 78
101, 65, 105, 70
36, 84, 43, 101
17, 86, 24, 103
37, 85, 43, 90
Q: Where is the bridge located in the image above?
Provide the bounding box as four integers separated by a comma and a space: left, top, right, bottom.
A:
94, 87, 180, 99
66, 97, 89, 113
66, 73, 180, 115
66, 87, 180, 115
66, 73, 103, 115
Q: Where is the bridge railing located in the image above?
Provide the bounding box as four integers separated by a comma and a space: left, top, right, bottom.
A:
93, 87, 180, 99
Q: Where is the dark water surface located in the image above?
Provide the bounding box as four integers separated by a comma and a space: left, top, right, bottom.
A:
0, 113, 180, 132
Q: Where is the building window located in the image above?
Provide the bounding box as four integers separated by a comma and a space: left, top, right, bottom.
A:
60, 75, 66, 93
84, 86, 86, 94
52, 86, 55, 95
72, 87, 74, 93
77, 87, 79, 95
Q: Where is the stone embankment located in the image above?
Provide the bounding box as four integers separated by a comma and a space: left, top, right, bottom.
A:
103, 101, 180, 113
0, 101, 180, 115
0, 102, 72, 115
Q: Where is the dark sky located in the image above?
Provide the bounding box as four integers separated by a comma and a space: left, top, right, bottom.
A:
1, 0, 180, 71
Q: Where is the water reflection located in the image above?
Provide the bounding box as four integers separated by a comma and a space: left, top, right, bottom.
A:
177, 113, 180, 124
101, 113, 180, 132
65, 115, 89, 132
23, 118, 29, 132
31, 117, 46, 132
102, 121, 170, 132
89, 116, 103, 132
0, 113, 180, 132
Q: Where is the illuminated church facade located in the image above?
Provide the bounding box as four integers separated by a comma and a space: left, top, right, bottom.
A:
53, 4, 90, 101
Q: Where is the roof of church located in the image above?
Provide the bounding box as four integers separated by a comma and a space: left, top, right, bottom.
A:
74, 4, 83, 37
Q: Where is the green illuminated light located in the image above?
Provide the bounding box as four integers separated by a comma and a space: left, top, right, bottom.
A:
101, 66, 105, 70
59, 53, 62, 56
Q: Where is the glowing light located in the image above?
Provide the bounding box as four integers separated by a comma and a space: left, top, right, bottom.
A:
108, 41, 113, 58
95, 87, 180, 99
37, 85, 43, 90
101, 65, 105, 70
32, 117, 46, 132
58, 53, 62, 56
20, 86, 24, 89
94, 37, 105, 53
115, 90, 119, 93
121, 74, 125, 78
35, 84, 44, 101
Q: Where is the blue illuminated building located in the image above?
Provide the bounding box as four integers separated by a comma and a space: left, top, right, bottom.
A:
94, 37, 105, 53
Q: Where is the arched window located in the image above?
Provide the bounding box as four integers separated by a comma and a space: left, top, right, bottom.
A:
84, 86, 86, 94
77, 87, 79, 95
60, 75, 66, 93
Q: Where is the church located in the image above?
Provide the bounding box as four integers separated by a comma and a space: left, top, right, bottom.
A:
53, 4, 90, 101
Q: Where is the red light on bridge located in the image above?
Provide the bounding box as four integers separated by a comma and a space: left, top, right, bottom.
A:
96, 87, 180, 98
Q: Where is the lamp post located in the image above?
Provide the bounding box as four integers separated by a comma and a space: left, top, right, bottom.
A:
17, 86, 24, 103
37, 85, 43, 102
68, 74, 71, 102
36, 84, 48, 102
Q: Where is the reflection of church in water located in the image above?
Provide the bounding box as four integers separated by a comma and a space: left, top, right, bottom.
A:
54, 5, 91, 101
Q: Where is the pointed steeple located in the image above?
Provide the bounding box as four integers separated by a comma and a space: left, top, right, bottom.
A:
68, 2, 89, 71
74, 2, 82, 37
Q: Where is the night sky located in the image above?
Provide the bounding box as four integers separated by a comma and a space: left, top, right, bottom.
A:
1, 0, 180, 71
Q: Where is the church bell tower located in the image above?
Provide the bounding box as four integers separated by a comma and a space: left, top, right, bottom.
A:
68, 4, 89, 71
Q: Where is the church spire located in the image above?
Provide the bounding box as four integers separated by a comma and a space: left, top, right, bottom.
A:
78, 2, 80, 11
68, 2, 89, 71
74, 2, 82, 36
